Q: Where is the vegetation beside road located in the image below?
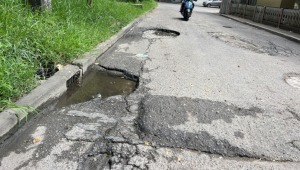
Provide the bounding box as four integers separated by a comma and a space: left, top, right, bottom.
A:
0, 0, 156, 111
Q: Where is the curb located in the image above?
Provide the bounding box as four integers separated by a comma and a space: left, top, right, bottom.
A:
221, 14, 300, 43
0, 11, 149, 144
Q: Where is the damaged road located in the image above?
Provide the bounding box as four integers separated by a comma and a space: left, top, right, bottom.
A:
1, 3, 300, 170
138, 95, 300, 161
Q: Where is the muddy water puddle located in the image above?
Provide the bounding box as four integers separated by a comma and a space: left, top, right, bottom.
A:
58, 67, 137, 107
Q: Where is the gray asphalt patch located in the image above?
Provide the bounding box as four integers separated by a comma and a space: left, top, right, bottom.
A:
139, 95, 262, 125
137, 95, 300, 161
139, 118, 252, 158
137, 95, 257, 157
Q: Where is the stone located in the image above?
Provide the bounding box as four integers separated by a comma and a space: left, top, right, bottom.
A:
128, 155, 148, 169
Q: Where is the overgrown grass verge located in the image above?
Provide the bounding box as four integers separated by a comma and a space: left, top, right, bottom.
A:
0, 0, 157, 112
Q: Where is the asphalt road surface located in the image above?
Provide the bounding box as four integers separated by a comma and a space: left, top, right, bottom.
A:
1, 3, 300, 170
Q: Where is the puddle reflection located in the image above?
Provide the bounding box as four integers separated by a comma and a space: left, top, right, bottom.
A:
58, 68, 137, 107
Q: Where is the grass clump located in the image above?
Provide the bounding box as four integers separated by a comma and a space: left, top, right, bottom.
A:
0, 0, 157, 111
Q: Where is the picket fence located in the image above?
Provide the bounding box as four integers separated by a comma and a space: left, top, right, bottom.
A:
220, 2, 300, 33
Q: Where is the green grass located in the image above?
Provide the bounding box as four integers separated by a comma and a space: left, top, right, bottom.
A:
0, 0, 157, 111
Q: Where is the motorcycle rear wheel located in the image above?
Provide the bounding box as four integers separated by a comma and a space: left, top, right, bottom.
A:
184, 11, 189, 21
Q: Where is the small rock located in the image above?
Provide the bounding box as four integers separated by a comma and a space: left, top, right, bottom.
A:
137, 145, 154, 156
110, 156, 122, 164
112, 143, 137, 158
56, 64, 64, 70
107, 95, 123, 101
130, 139, 144, 145
144, 141, 150, 146
33, 136, 43, 144
111, 163, 124, 170
129, 105, 139, 113
128, 155, 148, 169
96, 94, 102, 98
124, 165, 134, 170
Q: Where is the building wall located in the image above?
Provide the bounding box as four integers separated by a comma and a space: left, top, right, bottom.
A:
256, 0, 281, 7
256, 0, 296, 8
281, 0, 296, 8
295, 0, 299, 9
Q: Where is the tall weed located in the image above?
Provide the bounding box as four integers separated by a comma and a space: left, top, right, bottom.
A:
0, 0, 156, 109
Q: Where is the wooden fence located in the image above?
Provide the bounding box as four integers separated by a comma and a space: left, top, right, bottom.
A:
220, 2, 300, 33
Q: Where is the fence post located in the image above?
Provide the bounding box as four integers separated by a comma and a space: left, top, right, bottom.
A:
252, 5, 257, 21
277, 8, 284, 28
228, 0, 232, 14
261, 6, 266, 23
243, 5, 247, 18
236, 3, 239, 15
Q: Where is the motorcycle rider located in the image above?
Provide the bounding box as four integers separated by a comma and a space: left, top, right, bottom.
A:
179, 0, 195, 13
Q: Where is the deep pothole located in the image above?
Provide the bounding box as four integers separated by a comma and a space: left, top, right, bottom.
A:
57, 65, 138, 107
143, 28, 180, 39
285, 73, 300, 89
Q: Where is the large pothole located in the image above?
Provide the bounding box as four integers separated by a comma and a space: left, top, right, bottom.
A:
143, 28, 180, 39
57, 65, 137, 107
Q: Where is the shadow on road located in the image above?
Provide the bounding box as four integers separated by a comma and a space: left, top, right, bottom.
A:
173, 17, 186, 21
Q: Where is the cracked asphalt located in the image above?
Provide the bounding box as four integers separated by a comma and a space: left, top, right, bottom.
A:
1, 3, 300, 170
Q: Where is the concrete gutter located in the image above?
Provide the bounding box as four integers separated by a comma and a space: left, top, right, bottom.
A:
0, 11, 148, 144
221, 14, 300, 43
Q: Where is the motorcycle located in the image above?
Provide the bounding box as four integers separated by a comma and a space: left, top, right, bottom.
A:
180, 0, 196, 21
